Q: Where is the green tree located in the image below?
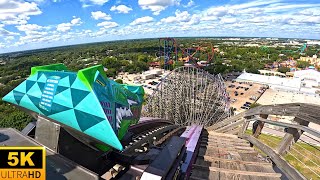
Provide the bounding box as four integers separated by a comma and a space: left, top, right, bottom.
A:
250, 103, 261, 109
247, 68, 260, 74
173, 61, 184, 68
102, 57, 122, 69
115, 79, 123, 84
296, 61, 310, 68
105, 68, 117, 78
138, 54, 149, 63
278, 67, 290, 73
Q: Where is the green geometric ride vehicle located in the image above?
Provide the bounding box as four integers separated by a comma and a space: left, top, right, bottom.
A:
2, 64, 144, 151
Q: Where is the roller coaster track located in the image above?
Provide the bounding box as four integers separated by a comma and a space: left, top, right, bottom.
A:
112, 103, 320, 179
204, 103, 320, 180
143, 66, 231, 127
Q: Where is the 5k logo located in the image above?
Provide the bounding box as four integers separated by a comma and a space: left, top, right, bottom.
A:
7, 152, 35, 167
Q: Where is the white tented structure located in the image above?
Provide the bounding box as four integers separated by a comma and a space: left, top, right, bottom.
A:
293, 69, 320, 88
236, 69, 320, 94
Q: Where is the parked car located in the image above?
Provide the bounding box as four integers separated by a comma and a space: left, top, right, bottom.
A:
151, 81, 158, 85
241, 106, 250, 109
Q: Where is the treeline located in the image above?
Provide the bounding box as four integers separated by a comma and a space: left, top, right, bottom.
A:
102, 55, 149, 78
0, 38, 319, 130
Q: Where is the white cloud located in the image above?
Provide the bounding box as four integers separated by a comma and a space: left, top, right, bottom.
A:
130, 16, 154, 25
220, 17, 237, 24
138, 0, 180, 15
199, 0, 320, 27
57, 24, 71, 32
231, 0, 282, 10
304, 16, 320, 24
4, 36, 15, 42
0, 0, 42, 25
160, 10, 200, 25
183, 0, 194, 8
27, 0, 45, 3
97, 21, 119, 28
20, 32, 48, 42
16, 24, 43, 32
2, 0, 320, 53
0, 27, 19, 37
298, 8, 320, 16
91, 11, 112, 20
110, 5, 133, 14
57, 17, 82, 32
13, 29, 92, 48
80, 0, 109, 6
205, 6, 230, 17
201, 16, 218, 22
71, 18, 81, 25
90, 0, 109, 5
161, 10, 191, 23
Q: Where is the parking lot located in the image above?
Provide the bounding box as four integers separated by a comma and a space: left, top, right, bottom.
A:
117, 69, 170, 95
225, 81, 266, 113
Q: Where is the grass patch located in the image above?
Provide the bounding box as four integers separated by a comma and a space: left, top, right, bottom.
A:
245, 129, 320, 179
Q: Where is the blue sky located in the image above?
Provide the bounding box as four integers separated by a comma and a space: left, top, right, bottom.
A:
0, 0, 319, 53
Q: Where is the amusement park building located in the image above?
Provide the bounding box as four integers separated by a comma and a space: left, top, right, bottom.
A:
236, 69, 320, 94
300, 55, 320, 66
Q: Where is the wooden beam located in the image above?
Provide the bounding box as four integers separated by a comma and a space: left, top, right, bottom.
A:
277, 117, 310, 155
245, 117, 320, 138
215, 119, 244, 133
244, 104, 301, 117
252, 114, 267, 138
208, 113, 244, 130
200, 140, 250, 146
201, 138, 247, 143
276, 128, 300, 155
202, 136, 248, 143
225, 127, 241, 135
206, 135, 247, 142
192, 164, 282, 178
295, 113, 319, 126
240, 134, 307, 180
239, 121, 249, 136
199, 155, 272, 166
207, 131, 239, 138
300, 103, 320, 118
199, 144, 256, 152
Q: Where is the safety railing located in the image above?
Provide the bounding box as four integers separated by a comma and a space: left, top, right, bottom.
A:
236, 103, 320, 180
